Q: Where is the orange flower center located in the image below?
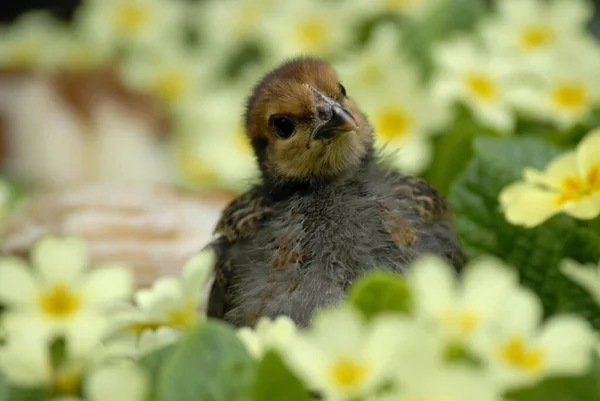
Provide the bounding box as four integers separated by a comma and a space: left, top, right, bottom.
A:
552, 82, 589, 111
329, 357, 370, 390
465, 73, 498, 101
375, 106, 413, 143
39, 284, 81, 318
498, 336, 545, 372
520, 24, 556, 50
116, 3, 151, 34
554, 164, 600, 205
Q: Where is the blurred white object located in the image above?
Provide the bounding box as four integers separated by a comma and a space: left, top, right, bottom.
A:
0, 73, 174, 189
0, 183, 232, 287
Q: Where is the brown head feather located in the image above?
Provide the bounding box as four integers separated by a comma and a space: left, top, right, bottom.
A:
245, 57, 373, 184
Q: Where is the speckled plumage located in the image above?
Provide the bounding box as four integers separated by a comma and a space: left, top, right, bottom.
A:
207, 58, 463, 327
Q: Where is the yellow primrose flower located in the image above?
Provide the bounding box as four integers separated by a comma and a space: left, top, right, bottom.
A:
407, 255, 518, 345
76, 0, 182, 50
197, 0, 276, 49
283, 306, 407, 400
561, 259, 600, 306
258, 0, 360, 59
433, 38, 516, 132
83, 361, 148, 401
237, 316, 297, 359
481, 0, 592, 59
119, 46, 209, 110
506, 40, 600, 130
0, 11, 65, 72
116, 249, 214, 332
0, 236, 133, 354
472, 287, 594, 389
500, 129, 600, 227
173, 92, 260, 191
338, 26, 449, 174
356, 0, 443, 20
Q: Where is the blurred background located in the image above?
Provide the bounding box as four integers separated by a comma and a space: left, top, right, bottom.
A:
0, 0, 598, 286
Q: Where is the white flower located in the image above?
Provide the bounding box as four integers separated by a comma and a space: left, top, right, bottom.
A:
197, 0, 276, 50
237, 316, 297, 359
0, 236, 133, 354
117, 249, 214, 331
283, 306, 407, 400
173, 92, 260, 191
258, 1, 359, 60
84, 361, 148, 401
0, 331, 52, 387
506, 40, 600, 129
356, 0, 443, 20
433, 38, 516, 132
473, 287, 595, 389
338, 26, 449, 174
481, 0, 592, 61
407, 255, 519, 346
561, 259, 600, 306
0, 11, 65, 72
76, 0, 182, 51
119, 45, 210, 110
379, 366, 501, 401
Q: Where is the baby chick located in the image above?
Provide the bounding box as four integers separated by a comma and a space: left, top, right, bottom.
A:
207, 58, 463, 327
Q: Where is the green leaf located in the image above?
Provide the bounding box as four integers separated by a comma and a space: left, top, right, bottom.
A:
6, 387, 45, 401
157, 320, 256, 401
448, 136, 600, 328
507, 373, 600, 401
252, 351, 309, 401
139, 343, 178, 401
0, 371, 8, 401
349, 270, 413, 319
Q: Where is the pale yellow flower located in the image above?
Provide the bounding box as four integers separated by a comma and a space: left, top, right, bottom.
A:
433, 38, 517, 132
197, 0, 276, 49
500, 128, 600, 227
76, 0, 182, 50
173, 91, 260, 191
0, 11, 65, 72
481, 0, 592, 60
258, 0, 360, 60
119, 45, 209, 110
472, 287, 594, 389
506, 40, 600, 129
84, 361, 148, 401
115, 249, 214, 331
561, 259, 600, 306
338, 26, 449, 174
0, 236, 133, 354
283, 306, 408, 400
408, 255, 518, 345
237, 316, 297, 359
356, 0, 443, 20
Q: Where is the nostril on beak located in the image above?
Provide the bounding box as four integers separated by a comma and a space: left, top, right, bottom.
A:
316, 105, 333, 121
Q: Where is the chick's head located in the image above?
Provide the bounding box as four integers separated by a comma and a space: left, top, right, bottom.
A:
245, 58, 373, 184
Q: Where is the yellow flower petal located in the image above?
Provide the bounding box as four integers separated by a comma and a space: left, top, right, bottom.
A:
500, 182, 559, 227
0, 258, 37, 306
561, 191, 600, 220
544, 151, 579, 184
81, 263, 133, 307
32, 236, 89, 285
576, 128, 600, 182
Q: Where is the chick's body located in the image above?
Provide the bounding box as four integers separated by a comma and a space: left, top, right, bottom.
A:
208, 58, 462, 327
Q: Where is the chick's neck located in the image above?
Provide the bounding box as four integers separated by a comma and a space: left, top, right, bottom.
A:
259, 144, 376, 202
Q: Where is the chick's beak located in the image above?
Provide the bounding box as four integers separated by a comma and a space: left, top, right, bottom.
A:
310, 90, 359, 140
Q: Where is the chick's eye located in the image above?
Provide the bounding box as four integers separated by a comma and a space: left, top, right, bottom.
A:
270, 115, 296, 139
339, 83, 347, 97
